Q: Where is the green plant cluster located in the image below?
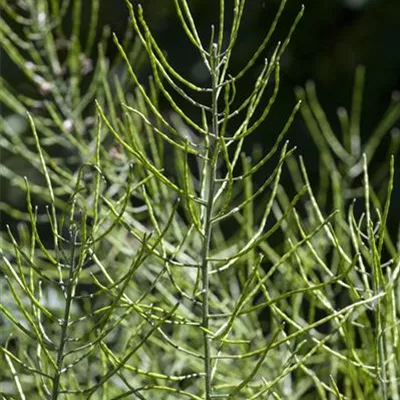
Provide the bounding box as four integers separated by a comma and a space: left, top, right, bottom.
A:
0, 0, 399, 399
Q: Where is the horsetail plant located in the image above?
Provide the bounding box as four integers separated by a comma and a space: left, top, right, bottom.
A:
1, 0, 399, 399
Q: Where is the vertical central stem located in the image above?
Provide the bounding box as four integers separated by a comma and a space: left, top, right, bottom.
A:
201, 172, 215, 400
51, 230, 78, 400
201, 42, 220, 400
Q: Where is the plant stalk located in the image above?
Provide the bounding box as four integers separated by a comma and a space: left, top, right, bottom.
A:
200, 42, 221, 400
51, 230, 78, 400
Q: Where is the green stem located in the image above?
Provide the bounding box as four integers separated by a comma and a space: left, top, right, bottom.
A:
201, 42, 221, 400
51, 230, 78, 400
